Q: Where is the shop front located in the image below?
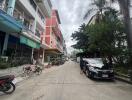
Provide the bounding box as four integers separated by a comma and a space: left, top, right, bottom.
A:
20, 35, 41, 62
0, 31, 5, 55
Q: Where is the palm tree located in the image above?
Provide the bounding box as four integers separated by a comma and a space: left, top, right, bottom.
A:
85, 0, 131, 48
84, 0, 132, 80
84, 0, 107, 21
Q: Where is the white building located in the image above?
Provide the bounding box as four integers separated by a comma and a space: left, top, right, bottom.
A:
0, 0, 52, 64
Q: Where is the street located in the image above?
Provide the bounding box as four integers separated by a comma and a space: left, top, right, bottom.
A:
0, 61, 132, 100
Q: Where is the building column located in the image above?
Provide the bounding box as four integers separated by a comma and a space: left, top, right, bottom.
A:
42, 49, 45, 64
33, 7, 38, 34
31, 48, 34, 63
2, 34, 9, 55
7, 0, 16, 16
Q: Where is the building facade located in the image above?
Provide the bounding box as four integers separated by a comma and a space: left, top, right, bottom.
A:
62, 39, 67, 56
41, 10, 65, 62
0, 0, 52, 65
130, 0, 132, 19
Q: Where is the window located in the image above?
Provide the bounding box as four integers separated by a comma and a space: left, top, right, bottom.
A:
35, 29, 41, 38
13, 9, 24, 23
38, 10, 45, 22
23, 19, 30, 29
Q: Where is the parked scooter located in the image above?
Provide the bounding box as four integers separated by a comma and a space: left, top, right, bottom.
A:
0, 75, 15, 94
23, 64, 42, 76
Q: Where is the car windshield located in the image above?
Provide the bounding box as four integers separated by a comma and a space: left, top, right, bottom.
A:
88, 59, 103, 64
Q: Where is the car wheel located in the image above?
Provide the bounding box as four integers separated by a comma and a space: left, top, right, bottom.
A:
86, 70, 91, 78
82, 67, 86, 73
85, 70, 89, 77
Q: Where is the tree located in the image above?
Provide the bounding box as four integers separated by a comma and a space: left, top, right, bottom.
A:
73, 8, 126, 64
110, 0, 132, 48
72, 24, 89, 52
84, 0, 111, 23
85, 0, 131, 48
110, 0, 132, 80
83, 0, 132, 79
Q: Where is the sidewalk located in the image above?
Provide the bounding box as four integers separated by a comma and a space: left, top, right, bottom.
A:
0, 63, 54, 84
0, 64, 30, 84
0, 64, 29, 77
115, 72, 132, 84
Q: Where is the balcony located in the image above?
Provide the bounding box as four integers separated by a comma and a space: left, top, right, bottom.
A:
18, 0, 45, 30
18, 0, 36, 18
35, 0, 52, 17
36, 10, 45, 30
0, 9, 23, 33
52, 24, 62, 42
22, 27, 41, 44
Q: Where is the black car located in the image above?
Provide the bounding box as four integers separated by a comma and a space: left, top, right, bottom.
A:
82, 58, 114, 80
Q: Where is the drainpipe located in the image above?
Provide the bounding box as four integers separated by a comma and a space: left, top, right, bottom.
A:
2, 34, 9, 56
2, 0, 16, 56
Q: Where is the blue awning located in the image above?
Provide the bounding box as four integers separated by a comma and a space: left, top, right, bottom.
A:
0, 9, 23, 33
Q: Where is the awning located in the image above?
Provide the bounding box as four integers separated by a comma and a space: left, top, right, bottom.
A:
20, 36, 40, 49
0, 9, 22, 33
45, 48, 61, 54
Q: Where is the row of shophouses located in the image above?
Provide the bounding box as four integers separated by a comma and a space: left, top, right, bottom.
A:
0, 0, 67, 65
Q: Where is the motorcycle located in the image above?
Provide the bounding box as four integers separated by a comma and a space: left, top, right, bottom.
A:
34, 65, 42, 75
23, 64, 42, 76
0, 75, 16, 94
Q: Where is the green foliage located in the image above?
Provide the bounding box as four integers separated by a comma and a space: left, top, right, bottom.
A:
84, 0, 107, 19
72, 24, 90, 51
0, 58, 10, 69
72, 8, 129, 64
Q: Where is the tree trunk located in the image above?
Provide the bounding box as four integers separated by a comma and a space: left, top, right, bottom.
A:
118, 0, 132, 80
118, 0, 132, 48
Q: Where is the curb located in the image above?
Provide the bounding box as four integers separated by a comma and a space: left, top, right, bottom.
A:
115, 75, 132, 84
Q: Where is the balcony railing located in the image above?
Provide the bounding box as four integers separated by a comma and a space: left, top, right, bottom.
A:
0, 3, 2, 9
35, 0, 52, 17
29, 0, 37, 11
0, 8, 23, 33
35, 30, 41, 38
0, 2, 42, 41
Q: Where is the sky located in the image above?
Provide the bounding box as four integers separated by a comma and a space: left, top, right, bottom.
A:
51, 0, 92, 54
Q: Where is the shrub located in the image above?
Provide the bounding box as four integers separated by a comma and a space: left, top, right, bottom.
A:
0, 62, 10, 69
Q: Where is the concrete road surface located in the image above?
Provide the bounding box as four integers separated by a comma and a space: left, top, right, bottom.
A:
0, 61, 132, 100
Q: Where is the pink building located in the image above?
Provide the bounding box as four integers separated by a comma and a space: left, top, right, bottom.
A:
41, 10, 63, 52
41, 10, 64, 62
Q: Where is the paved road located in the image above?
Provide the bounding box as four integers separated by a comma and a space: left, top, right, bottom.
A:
1, 61, 132, 100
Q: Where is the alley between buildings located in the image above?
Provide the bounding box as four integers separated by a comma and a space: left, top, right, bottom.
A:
1, 61, 132, 100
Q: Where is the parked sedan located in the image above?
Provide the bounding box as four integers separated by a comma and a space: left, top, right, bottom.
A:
83, 58, 114, 80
